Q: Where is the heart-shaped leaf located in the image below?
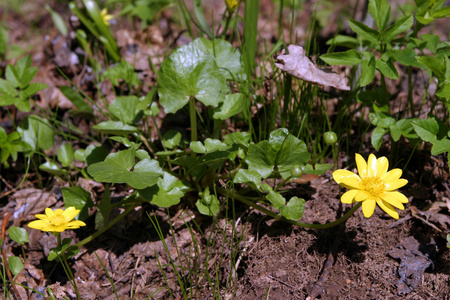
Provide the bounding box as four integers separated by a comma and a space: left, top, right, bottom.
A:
92, 120, 138, 135
138, 172, 190, 207
87, 148, 163, 189
157, 42, 227, 113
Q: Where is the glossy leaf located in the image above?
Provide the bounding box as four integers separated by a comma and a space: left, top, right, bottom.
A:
108, 96, 143, 125
267, 191, 285, 210
157, 42, 227, 113
8, 226, 29, 245
57, 143, 74, 167
18, 115, 55, 152
8, 256, 23, 276
139, 172, 190, 207
213, 93, 245, 119
62, 186, 93, 221
368, 0, 390, 31
196, 187, 220, 216
87, 148, 163, 189
280, 197, 305, 220
191, 38, 245, 80
92, 121, 138, 135
320, 49, 362, 66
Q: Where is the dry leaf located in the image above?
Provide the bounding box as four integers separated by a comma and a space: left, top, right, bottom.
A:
275, 45, 350, 91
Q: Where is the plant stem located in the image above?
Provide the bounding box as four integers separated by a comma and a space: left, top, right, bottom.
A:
75, 205, 136, 247
217, 188, 362, 229
57, 234, 81, 299
189, 96, 198, 147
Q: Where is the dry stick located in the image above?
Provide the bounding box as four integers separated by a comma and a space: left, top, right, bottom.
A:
306, 222, 346, 299
1, 212, 20, 298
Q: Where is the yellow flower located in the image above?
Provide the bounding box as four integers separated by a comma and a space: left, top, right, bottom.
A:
28, 207, 86, 233
100, 8, 114, 26
333, 153, 408, 219
226, 0, 239, 10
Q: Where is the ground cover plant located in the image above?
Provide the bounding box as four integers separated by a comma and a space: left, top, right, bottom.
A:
0, 0, 450, 298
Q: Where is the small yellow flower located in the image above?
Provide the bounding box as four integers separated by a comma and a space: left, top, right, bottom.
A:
226, 0, 239, 10
100, 8, 114, 26
333, 153, 408, 219
28, 207, 86, 233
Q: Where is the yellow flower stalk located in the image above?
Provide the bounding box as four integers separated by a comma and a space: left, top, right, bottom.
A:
100, 8, 114, 26
333, 153, 408, 219
28, 207, 86, 233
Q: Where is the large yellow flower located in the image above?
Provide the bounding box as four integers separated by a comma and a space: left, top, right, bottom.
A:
333, 153, 408, 219
28, 207, 86, 233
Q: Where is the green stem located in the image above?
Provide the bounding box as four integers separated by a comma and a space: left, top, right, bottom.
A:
57, 234, 80, 299
75, 205, 136, 247
189, 96, 198, 145
217, 188, 362, 229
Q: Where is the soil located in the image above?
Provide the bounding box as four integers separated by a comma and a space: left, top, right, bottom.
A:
1, 0, 450, 299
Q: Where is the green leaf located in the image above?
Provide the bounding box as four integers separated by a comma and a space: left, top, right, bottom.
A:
157, 42, 227, 113
59, 86, 93, 114
420, 34, 439, 53
360, 54, 376, 86
191, 38, 245, 80
95, 185, 111, 230
87, 148, 163, 189
108, 96, 143, 125
224, 131, 251, 148
193, 0, 213, 38
62, 186, 93, 221
213, 93, 245, 120
437, 83, 450, 100
196, 187, 220, 216
57, 143, 74, 167
389, 124, 402, 141
92, 121, 138, 135
22, 83, 47, 98
388, 49, 422, 67
320, 50, 363, 66
138, 172, 190, 208
416, 55, 446, 81
431, 138, 450, 155
233, 169, 262, 186
162, 130, 182, 149
382, 15, 413, 42
18, 115, 55, 152
246, 128, 310, 179
280, 197, 305, 220
348, 19, 379, 44
267, 191, 285, 210
326, 35, 359, 48
8, 226, 29, 245
75, 144, 109, 165
372, 126, 388, 150
411, 118, 439, 143
39, 161, 67, 175
376, 56, 399, 79
368, 0, 391, 31
48, 238, 79, 261
8, 256, 23, 276
101, 60, 139, 87
242, 0, 259, 79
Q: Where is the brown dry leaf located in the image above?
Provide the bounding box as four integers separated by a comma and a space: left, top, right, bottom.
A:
275, 45, 350, 91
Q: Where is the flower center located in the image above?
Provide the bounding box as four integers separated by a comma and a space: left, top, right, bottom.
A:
50, 212, 66, 227
362, 177, 385, 196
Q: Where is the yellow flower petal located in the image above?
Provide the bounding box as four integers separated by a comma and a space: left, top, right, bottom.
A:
381, 168, 402, 182
385, 178, 408, 190
341, 177, 362, 189
376, 156, 389, 177
377, 199, 399, 219
45, 208, 55, 218
34, 214, 49, 220
380, 193, 405, 209
341, 189, 358, 203
332, 169, 360, 184
385, 191, 409, 203
355, 190, 369, 202
367, 154, 377, 177
28, 220, 49, 230
64, 207, 81, 221
355, 153, 367, 178
361, 199, 376, 218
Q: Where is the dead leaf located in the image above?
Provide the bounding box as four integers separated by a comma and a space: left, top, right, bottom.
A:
275, 45, 350, 91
